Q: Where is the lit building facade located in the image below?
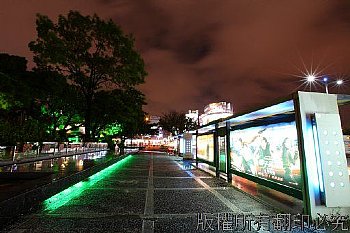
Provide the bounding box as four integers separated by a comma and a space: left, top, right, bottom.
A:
145, 115, 160, 124
185, 110, 199, 123
199, 102, 233, 125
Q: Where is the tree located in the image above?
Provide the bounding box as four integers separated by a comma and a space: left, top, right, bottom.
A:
0, 53, 29, 110
142, 122, 159, 136
33, 71, 84, 141
89, 88, 145, 137
84, 87, 146, 152
116, 88, 146, 154
0, 53, 27, 75
29, 11, 147, 141
0, 54, 49, 145
159, 111, 198, 136
0, 53, 84, 144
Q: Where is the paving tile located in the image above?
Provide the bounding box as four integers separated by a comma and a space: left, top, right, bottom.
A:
111, 169, 149, 177
50, 189, 146, 215
188, 169, 213, 177
92, 178, 149, 189
153, 170, 190, 177
216, 189, 276, 215
153, 216, 199, 233
154, 189, 231, 214
199, 178, 231, 188
154, 178, 202, 189
7, 216, 143, 233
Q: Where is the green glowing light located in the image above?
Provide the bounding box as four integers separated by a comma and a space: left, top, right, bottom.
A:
68, 135, 80, 143
43, 155, 133, 212
102, 123, 122, 136
0, 93, 10, 109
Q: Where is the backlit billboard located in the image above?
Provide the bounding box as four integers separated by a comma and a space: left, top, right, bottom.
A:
197, 134, 214, 162
230, 122, 301, 189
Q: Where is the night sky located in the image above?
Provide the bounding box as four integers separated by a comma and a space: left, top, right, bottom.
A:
1, 0, 350, 116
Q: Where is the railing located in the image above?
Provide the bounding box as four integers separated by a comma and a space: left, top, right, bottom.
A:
124, 147, 140, 154
0, 142, 108, 165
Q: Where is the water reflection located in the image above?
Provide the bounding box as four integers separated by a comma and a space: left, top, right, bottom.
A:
0, 151, 109, 177
181, 160, 195, 170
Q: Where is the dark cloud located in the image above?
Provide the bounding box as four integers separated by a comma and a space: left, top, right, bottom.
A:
1, 0, 350, 121
175, 36, 213, 64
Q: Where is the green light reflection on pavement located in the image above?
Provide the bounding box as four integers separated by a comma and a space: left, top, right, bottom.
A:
43, 155, 133, 212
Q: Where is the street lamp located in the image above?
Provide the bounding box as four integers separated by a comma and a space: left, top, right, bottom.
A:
321, 76, 344, 94
145, 116, 149, 122
336, 79, 343, 85
323, 76, 329, 94
305, 74, 344, 94
307, 74, 316, 82
305, 74, 317, 92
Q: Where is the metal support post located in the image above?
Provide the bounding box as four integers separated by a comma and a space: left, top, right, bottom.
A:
214, 123, 220, 178
225, 121, 232, 182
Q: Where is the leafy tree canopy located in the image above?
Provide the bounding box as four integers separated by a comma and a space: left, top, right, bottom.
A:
0, 53, 84, 143
0, 53, 27, 75
159, 111, 198, 136
29, 11, 147, 140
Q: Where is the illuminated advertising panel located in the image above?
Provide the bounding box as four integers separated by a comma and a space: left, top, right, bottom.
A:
218, 136, 227, 172
191, 135, 197, 157
197, 134, 214, 162
179, 137, 185, 154
230, 122, 301, 189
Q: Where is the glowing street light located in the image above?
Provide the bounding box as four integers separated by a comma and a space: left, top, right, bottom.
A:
321, 76, 344, 94
306, 74, 316, 82
304, 74, 318, 92
305, 74, 344, 94
336, 80, 343, 85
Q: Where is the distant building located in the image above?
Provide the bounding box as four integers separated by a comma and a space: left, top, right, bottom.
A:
185, 110, 199, 123
199, 102, 233, 125
146, 115, 160, 125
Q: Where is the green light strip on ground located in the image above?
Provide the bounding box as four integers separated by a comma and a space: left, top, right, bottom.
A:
43, 155, 133, 212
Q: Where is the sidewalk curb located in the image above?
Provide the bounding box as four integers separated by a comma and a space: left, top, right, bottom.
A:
0, 154, 129, 221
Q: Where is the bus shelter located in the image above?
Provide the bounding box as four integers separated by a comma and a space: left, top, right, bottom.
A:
192, 91, 350, 219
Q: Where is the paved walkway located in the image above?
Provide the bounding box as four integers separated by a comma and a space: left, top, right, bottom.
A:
3, 152, 310, 232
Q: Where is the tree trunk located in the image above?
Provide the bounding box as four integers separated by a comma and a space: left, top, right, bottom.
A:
11, 146, 16, 161
17, 143, 24, 153
4, 146, 12, 160
106, 136, 115, 151
119, 137, 125, 155
84, 96, 93, 142
51, 120, 57, 141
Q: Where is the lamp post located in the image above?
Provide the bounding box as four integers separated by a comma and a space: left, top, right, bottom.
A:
321, 76, 343, 94
323, 77, 329, 94
305, 74, 343, 94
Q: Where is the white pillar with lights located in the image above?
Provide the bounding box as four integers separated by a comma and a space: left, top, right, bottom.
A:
296, 91, 350, 219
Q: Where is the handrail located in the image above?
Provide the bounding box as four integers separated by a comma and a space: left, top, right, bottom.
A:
0, 148, 108, 167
